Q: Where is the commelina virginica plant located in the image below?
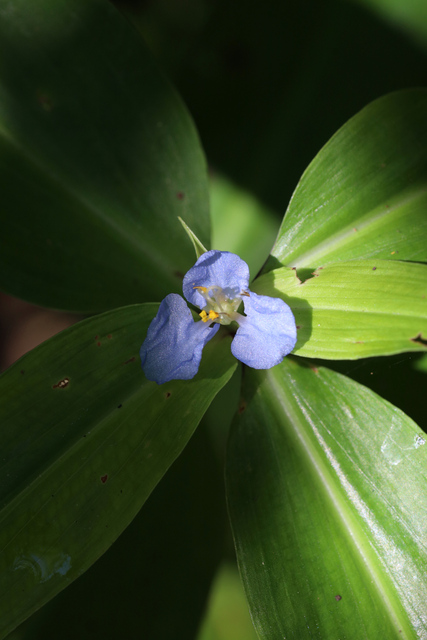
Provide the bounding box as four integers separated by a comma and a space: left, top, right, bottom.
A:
0, 2, 426, 640
141, 250, 297, 384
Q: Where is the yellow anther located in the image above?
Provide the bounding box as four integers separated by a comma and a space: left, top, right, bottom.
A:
193, 286, 208, 292
199, 309, 220, 323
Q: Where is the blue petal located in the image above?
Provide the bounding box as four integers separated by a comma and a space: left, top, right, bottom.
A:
183, 250, 250, 308
140, 293, 219, 384
231, 291, 297, 369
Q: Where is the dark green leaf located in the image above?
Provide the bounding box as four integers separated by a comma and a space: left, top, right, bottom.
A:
0, 306, 236, 638
226, 357, 427, 639
0, 0, 209, 312
8, 424, 227, 640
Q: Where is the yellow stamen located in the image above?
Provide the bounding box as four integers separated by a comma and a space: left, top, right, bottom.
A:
199, 309, 220, 323
193, 286, 208, 292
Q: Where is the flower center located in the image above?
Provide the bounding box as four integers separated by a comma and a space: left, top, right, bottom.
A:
194, 285, 246, 326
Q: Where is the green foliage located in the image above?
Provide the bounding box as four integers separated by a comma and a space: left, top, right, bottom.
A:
7, 424, 226, 640
226, 358, 427, 639
254, 260, 427, 358
0, 0, 426, 638
264, 89, 427, 272
0, 305, 236, 637
0, 0, 209, 312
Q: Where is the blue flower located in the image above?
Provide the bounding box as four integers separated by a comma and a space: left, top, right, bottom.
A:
140, 250, 297, 384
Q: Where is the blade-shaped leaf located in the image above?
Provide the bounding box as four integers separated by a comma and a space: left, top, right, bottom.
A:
226, 357, 427, 639
0, 0, 210, 312
0, 306, 236, 638
265, 89, 427, 271
8, 424, 227, 640
253, 259, 427, 359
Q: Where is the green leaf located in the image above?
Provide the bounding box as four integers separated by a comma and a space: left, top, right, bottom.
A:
210, 173, 279, 279
197, 562, 258, 640
0, 0, 210, 312
265, 89, 427, 272
351, 0, 427, 47
0, 306, 236, 638
8, 423, 227, 640
253, 259, 427, 359
226, 357, 427, 639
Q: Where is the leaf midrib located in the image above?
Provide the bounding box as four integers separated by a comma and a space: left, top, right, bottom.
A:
277, 186, 427, 268
265, 370, 413, 640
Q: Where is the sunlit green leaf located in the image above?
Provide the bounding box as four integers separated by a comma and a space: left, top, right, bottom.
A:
0, 306, 236, 638
226, 357, 427, 639
253, 259, 427, 359
265, 89, 427, 272
0, 0, 209, 312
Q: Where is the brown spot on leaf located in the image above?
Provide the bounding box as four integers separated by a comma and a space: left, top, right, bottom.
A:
101, 474, 108, 484
107, 334, 112, 339
165, 391, 171, 399
176, 191, 185, 200
124, 356, 136, 365
411, 333, 427, 347
238, 400, 246, 414
335, 594, 342, 601
53, 378, 70, 389
372, 267, 377, 271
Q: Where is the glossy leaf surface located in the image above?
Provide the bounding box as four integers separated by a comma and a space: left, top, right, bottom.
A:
0, 306, 236, 638
0, 0, 210, 312
253, 259, 427, 359
265, 89, 427, 271
226, 357, 427, 639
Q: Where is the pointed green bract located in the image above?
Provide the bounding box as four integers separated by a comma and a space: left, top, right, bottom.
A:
0, 306, 236, 638
226, 357, 427, 639
178, 217, 208, 259
0, 0, 210, 312
265, 89, 427, 271
253, 259, 427, 359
